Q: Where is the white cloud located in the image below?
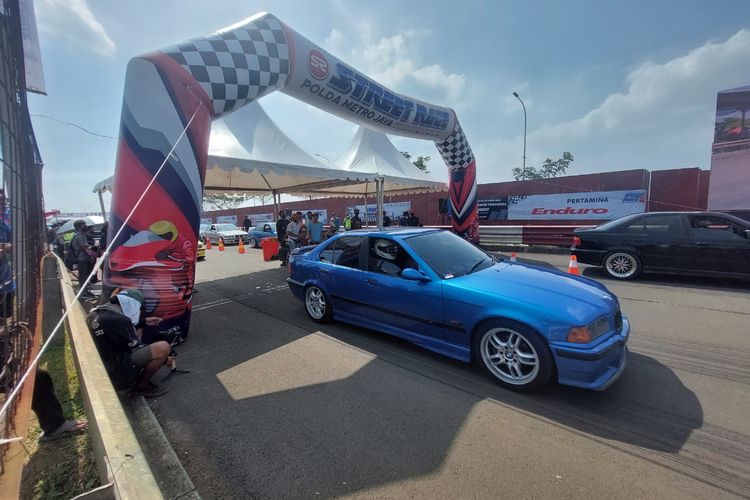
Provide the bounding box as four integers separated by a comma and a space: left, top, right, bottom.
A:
477, 28, 750, 181
323, 28, 466, 104
36, 0, 116, 55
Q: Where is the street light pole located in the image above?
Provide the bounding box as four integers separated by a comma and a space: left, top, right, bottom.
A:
512, 91, 527, 181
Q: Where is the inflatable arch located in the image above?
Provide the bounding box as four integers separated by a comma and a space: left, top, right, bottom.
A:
106, 12, 477, 336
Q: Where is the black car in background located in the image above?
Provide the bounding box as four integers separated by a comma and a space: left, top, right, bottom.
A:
571, 212, 750, 280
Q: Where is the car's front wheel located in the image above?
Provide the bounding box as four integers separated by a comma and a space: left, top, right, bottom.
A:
603, 251, 641, 280
474, 320, 553, 391
305, 285, 332, 323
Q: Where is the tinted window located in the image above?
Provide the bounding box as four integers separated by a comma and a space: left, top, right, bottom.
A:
216, 224, 238, 231
367, 238, 418, 277
320, 236, 364, 269
622, 217, 645, 234
254, 224, 264, 232
689, 216, 747, 241
643, 215, 684, 236
407, 230, 491, 278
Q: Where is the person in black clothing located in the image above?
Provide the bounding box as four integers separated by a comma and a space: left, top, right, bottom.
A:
70, 220, 98, 299
408, 211, 420, 227
32, 369, 87, 440
352, 208, 363, 230
86, 289, 171, 397
382, 211, 391, 227
242, 216, 252, 232
399, 211, 409, 226
276, 211, 290, 266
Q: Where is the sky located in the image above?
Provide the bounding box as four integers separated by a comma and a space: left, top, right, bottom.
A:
26, 0, 750, 212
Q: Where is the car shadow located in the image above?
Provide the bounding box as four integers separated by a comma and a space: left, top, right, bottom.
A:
582, 266, 750, 292
150, 267, 705, 498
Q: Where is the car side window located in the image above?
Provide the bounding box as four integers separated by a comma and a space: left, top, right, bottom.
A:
320, 236, 364, 269
622, 217, 645, 234
254, 224, 263, 232
689, 216, 746, 241
642, 215, 684, 236
367, 238, 418, 278
264, 224, 272, 232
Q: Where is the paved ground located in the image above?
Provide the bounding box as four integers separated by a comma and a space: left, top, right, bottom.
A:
147, 246, 750, 499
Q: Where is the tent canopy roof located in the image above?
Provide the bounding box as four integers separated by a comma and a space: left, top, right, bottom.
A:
94, 101, 446, 197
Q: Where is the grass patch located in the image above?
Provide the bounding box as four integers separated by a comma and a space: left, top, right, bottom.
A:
20, 326, 99, 500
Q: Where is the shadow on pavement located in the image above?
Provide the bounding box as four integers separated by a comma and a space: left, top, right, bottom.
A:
151, 267, 704, 498
582, 266, 750, 292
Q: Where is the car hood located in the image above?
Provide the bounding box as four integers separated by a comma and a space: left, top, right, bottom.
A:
217, 230, 247, 236
451, 261, 618, 324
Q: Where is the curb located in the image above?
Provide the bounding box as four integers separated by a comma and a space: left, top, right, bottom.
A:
122, 397, 200, 500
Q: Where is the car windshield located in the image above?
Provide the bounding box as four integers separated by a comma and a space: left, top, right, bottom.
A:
406, 230, 492, 278
216, 224, 239, 231
199, 224, 210, 231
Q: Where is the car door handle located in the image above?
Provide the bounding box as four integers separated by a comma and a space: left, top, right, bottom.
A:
366, 278, 379, 286
319, 269, 329, 276
632, 240, 646, 244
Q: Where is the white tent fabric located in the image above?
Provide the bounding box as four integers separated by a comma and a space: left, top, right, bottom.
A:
338, 126, 446, 183
94, 102, 446, 199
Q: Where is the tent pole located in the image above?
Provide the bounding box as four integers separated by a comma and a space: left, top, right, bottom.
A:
97, 190, 107, 220
364, 181, 368, 227
376, 176, 384, 229
273, 191, 279, 221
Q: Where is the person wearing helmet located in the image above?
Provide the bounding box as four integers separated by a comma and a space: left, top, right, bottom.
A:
87, 288, 171, 397
371, 238, 402, 276
71, 220, 98, 300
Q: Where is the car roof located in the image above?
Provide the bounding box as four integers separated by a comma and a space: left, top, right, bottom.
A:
342, 227, 442, 238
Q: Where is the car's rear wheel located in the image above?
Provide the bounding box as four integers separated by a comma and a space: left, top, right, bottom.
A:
305, 285, 332, 323
604, 251, 641, 280
474, 320, 553, 391
249, 237, 257, 248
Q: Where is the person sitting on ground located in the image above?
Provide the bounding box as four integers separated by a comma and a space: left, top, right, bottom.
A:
86, 289, 172, 398
32, 369, 88, 441
307, 213, 324, 244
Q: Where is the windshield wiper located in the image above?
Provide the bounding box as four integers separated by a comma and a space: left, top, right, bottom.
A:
467, 258, 489, 275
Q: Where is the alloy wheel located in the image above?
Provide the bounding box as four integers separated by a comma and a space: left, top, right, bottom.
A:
305, 287, 326, 320
606, 252, 637, 279
480, 327, 540, 385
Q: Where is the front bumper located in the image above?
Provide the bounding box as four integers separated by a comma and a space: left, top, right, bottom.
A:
551, 314, 630, 391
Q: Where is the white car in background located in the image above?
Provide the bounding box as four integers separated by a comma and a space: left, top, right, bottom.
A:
202, 223, 249, 245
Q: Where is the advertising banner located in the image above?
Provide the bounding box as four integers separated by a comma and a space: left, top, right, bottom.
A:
216, 215, 238, 224
350, 201, 411, 223
477, 198, 508, 220
200, 217, 213, 224
249, 213, 274, 223
507, 190, 646, 220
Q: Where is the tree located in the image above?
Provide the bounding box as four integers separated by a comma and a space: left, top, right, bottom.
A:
512, 152, 574, 181
401, 151, 431, 174
202, 193, 244, 210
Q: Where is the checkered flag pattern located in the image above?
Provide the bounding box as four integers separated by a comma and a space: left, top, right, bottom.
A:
437, 123, 475, 168
163, 15, 290, 117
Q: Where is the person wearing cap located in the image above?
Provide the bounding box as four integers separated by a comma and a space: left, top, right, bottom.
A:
87, 289, 171, 397
71, 219, 98, 300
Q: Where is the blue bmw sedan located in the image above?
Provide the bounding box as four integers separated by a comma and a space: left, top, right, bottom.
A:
287, 228, 629, 391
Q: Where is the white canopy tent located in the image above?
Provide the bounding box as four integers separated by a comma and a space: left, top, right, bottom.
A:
93, 102, 446, 226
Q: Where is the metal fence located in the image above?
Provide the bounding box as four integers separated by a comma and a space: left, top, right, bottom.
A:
0, 0, 45, 472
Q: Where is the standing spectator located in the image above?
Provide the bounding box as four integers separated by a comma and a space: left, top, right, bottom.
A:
399, 211, 409, 226
298, 226, 310, 247
352, 208, 363, 230
382, 211, 391, 227
285, 213, 302, 252
99, 220, 109, 250
71, 220, 98, 300
408, 211, 421, 227
329, 212, 340, 233
276, 211, 289, 244
343, 213, 352, 231
0, 189, 14, 320
307, 213, 324, 244
242, 216, 252, 232
306, 211, 313, 224
32, 369, 88, 440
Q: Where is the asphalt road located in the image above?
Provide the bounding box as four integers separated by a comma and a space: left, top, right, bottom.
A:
147, 246, 750, 499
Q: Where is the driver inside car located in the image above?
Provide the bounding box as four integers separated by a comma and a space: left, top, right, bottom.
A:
370, 238, 404, 276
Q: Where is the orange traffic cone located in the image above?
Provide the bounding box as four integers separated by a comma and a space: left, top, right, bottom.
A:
218, 237, 225, 252
238, 238, 246, 254
567, 254, 580, 275
205, 238, 212, 250
510, 252, 517, 262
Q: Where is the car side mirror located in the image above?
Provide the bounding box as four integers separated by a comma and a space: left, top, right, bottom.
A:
402, 268, 430, 282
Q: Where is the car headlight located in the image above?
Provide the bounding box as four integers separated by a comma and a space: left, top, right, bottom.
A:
567, 315, 610, 343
